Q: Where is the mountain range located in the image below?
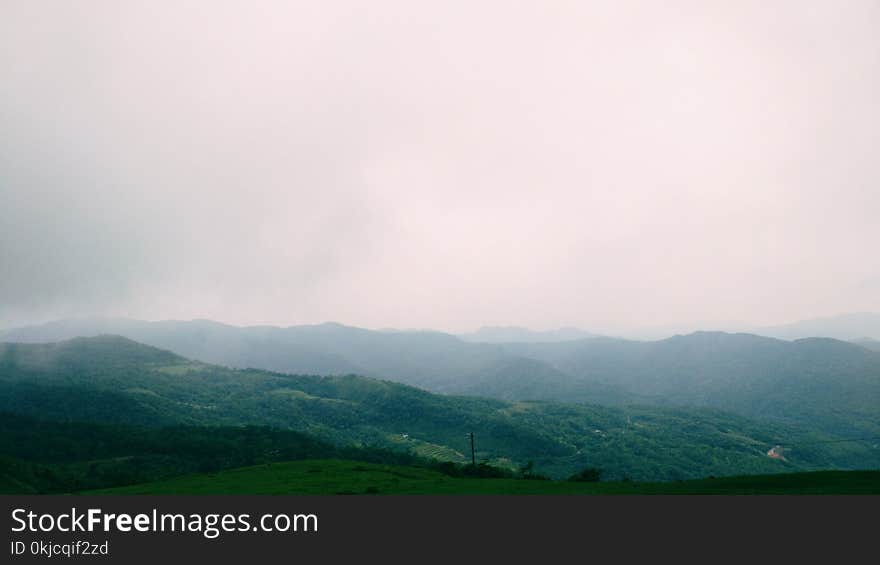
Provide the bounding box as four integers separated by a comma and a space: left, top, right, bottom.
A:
2, 335, 878, 482
753, 312, 880, 341
3, 317, 880, 440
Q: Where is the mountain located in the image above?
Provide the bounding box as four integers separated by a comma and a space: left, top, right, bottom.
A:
606, 313, 880, 341
851, 338, 880, 352
448, 355, 626, 405
4, 320, 880, 440
755, 312, 880, 341
0, 318, 632, 404
500, 332, 880, 437
459, 326, 599, 343
0, 318, 366, 376
4, 336, 874, 481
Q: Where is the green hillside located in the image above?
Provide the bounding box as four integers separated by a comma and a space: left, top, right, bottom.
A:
0, 319, 634, 403
0, 412, 476, 494
2, 337, 878, 481
503, 332, 880, 436
88, 460, 880, 495
6, 319, 880, 440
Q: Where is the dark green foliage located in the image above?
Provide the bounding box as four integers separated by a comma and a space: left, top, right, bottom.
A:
0, 412, 514, 494
87, 460, 880, 495
517, 460, 549, 480
458, 462, 514, 479
568, 467, 603, 482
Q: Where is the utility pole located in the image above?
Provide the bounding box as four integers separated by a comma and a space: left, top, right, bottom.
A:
468, 432, 476, 467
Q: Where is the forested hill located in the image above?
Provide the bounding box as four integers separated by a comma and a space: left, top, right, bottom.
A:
3, 336, 877, 481
500, 332, 880, 437
4, 320, 880, 440
0, 318, 633, 404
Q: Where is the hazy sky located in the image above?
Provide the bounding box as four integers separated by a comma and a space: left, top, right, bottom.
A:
2, 1, 879, 333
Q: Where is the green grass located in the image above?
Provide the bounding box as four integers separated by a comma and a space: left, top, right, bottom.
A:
86, 460, 880, 495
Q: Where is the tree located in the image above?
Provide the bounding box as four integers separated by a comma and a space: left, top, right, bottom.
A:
567, 467, 603, 482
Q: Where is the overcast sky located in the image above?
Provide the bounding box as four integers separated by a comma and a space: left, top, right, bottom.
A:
2, 1, 879, 333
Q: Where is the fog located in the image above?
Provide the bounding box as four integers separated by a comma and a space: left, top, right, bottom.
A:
2, 1, 879, 333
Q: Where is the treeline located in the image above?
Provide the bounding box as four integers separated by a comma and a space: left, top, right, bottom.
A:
0, 413, 528, 494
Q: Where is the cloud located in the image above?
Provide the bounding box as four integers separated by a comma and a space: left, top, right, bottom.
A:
2, 1, 879, 331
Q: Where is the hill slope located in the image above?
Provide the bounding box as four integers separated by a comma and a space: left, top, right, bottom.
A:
0, 318, 627, 403
501, 332, 880, 437
4, 321, 880, 441
4, 336, 875, 480
0, 412, 439, 494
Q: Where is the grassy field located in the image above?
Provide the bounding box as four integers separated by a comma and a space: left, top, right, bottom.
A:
86, 459, 880, 495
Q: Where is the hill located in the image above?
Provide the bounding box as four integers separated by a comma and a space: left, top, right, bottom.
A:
755, 312, 880, 341
852, 338, 880, 352
4, 321, 880, 441
0, 318, 623, 402
501, 332, 880, 437
4, 336, 874, 480
87, 459, 880, 495
5, 319, 880, 434
0, 412, 448, 494
6, 319, 880, 437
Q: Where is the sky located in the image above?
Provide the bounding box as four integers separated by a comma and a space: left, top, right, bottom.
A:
2, 1, 879, 333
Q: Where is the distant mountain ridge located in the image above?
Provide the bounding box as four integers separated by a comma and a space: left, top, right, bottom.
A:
3, 318, 880, 441
0, 317, 633, 404
852, 338, 880, 352
0, 319, 880, 442
753, 312, 880, 341
458, 326, 599, 343
500, 331, 880, 436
